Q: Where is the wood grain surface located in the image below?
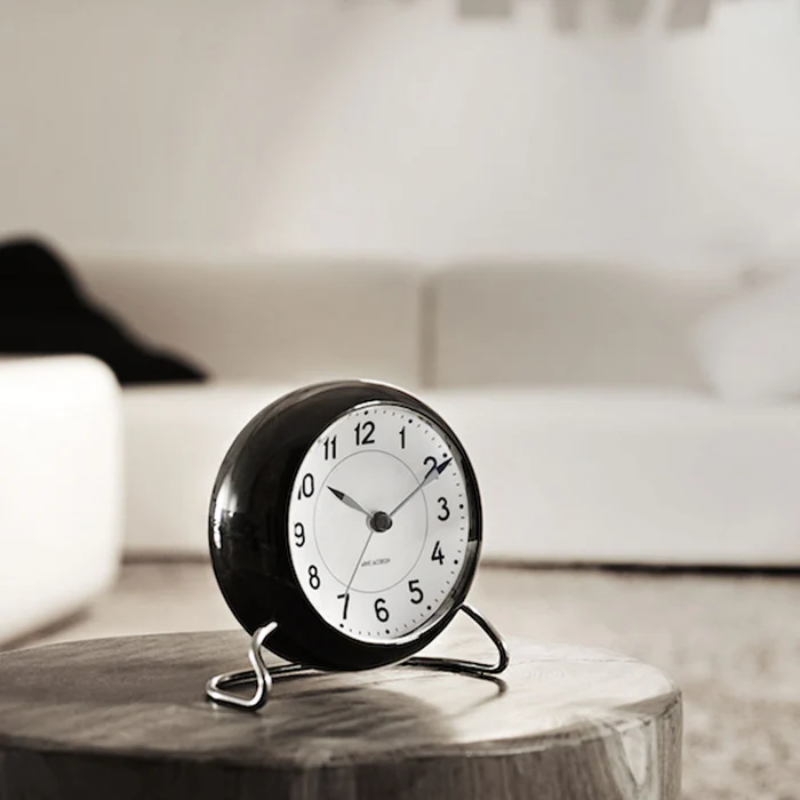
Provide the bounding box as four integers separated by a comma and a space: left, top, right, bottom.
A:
0, 631, 681, 800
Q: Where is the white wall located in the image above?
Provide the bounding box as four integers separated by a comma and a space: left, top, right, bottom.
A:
1, 0, 799, 270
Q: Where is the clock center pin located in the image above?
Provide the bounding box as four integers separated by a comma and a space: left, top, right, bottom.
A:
369, 511, 393, 533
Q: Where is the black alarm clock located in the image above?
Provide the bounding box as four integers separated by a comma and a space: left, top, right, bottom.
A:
205, 380, 508, 711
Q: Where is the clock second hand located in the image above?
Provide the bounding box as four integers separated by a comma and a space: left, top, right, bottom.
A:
342, 527, 377, 598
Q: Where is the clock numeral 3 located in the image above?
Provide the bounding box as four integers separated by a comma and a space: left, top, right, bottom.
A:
323, 436, 337, 461
308, 565, 321, 590
298, 473, 314, 499
293, 522, 305, 547
355, 421, 375, 446
431, 540, 445, 565
408, 579, 424, 605
337, 592, 350, 620
374, 597, 389, 622
437, 497, 450, 521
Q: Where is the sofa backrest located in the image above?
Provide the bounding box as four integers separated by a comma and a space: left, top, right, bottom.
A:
425, 263, 739, 391
75, 257, 426, 387
75, 257, 741, 392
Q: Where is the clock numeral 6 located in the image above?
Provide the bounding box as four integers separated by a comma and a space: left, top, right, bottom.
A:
431, 540, 445, 565
308, 565, 321, 590
408, 579, 424, 605
374, 597, 389, 622
293, 522, 305, 547
297, 473, 314, 499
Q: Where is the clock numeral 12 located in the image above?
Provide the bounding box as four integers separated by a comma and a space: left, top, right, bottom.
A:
355, 421, 375, 446
431, 540, 445, 565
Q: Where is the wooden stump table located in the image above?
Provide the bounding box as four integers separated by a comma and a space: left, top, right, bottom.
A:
0, 632, 681, 800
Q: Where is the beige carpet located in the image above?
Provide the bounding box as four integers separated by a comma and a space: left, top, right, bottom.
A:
13, 563, 800, 799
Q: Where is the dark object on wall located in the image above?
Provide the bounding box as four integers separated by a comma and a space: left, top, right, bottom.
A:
0, 238, 206, 385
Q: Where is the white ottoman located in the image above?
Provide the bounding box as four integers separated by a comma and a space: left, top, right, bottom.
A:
0, 356, 123, 644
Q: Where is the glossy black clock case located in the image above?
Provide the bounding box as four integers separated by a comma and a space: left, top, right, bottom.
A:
209, 380, 482, 671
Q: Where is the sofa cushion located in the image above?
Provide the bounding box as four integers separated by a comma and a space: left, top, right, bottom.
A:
123, 383, 296, 554
122, 383, 800, 566
426, 263, 735, 390
693, 271, 800, 403
425, 388, 800, 566
76, 257, 426, 387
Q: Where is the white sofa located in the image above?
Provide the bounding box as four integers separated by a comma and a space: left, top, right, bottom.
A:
0, 356, 123, 644
74, 257, 800, 567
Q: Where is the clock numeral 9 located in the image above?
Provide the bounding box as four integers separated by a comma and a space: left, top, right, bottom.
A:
297, 473, 314, 499
408, 579, 424, 605
293, 522, 305, 547
437, 497, 450, 521
308, 565, 321, 590
431, 540, 444, 565
374, 597, 389, 622
355, 421, 375, 446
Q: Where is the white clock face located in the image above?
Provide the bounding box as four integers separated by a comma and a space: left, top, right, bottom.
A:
288, 402, 475, 644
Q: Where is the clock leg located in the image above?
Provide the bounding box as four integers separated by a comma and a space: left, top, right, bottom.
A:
205, 622, 307, 712
403, 604, 510, 677
205, 605, 510, 713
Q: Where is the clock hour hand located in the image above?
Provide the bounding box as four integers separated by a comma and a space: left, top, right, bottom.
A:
328, 486, 370, 517
388, 458, 452, 518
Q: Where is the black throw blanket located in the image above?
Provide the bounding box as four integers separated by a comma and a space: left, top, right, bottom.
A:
0, 238, 206, 385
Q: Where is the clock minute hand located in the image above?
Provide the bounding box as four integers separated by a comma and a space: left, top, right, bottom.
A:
328, 486, 370, 517
388, 458, 452, 518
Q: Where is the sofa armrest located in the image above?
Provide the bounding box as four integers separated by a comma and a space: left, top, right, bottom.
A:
0, 356, 123, 644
